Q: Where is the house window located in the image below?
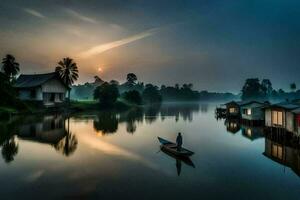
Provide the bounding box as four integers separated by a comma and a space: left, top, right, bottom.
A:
271, 144, 283, 160
229, 107, 236, 113
247, 109, 252, 115
246, 128, 252, 136
243, 108, 252, 116
230, 122, 237, 128
30, 89, 36, 98
59, 93, 64, 101
272, 111, 283, 126
50, 93, 55, 102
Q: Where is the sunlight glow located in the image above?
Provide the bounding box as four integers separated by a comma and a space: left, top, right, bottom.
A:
78, 28, 158, 58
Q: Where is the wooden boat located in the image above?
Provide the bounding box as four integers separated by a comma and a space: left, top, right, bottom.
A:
157, 137, 194, 156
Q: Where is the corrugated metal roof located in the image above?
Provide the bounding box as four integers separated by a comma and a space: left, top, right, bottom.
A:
225, 100, 266, 107
14, 72, 64, 88
292, 108, 300, 114
270, 101, 300, 110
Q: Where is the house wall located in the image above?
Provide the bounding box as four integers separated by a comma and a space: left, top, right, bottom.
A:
42, 78, 68, 93
265, 109, 272, 126
18, 87, 43, 101
265, 108, 287, 128
241, 103, 264, 121
286, 111, 295, 133
226, 104, 240, 116
42, 78, 67, 106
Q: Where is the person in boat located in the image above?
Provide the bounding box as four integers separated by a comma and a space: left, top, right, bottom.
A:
176, 132, 183, 151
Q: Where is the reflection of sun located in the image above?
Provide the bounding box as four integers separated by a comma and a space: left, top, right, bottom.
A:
98, 67, 103, 72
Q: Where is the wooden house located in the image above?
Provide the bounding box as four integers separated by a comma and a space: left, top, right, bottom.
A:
225, 101, 245, 118
14, 72, 69, 107
264, 102, 300, 133
240, 101, 269, 123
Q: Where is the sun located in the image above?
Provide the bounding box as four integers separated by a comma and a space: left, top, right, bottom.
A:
98, 67, 103, 72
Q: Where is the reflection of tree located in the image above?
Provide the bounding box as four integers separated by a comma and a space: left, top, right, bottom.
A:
144, 104, 161, 124
120, 108, 143, 134
55, 118, 78, 156
93, 112, 118, 134
159, 103, 199, 122
0, 118, 21, 163
1, 136, 18, 163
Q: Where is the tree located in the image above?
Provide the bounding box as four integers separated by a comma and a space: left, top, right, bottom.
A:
290, 83, 297, 92
123, 90, 142, 105
241, 78, 264, 100
55, 57, 79, 101
94, 82, 120, 106
142, 84, 162, 104
126, 73, 137, 85
1, 54, 20, 82
110, 80, 119, 86
94, 76, 104, 85
261, 79, 273, 97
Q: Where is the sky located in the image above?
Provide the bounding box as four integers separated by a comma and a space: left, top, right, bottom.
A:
0, 0, 300, 92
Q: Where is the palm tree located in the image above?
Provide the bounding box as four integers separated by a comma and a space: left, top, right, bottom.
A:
55, 57, 79, 101
1, 54, 20, 82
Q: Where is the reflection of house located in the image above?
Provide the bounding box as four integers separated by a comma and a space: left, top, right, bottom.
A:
263, 137, 300, 177
241, 125, 264, 141
264, 102, 300, 133
14, 72, 69, 107
225, 119, 240, 134
17, 115, 66, 145
240, 101, 268, 123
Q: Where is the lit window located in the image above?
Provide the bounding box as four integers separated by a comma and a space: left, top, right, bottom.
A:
247, 109, 252, 115
247, 128, 252, 136
229, 108, 236, 113
271, 144, 283, 160
272, 111, 283, 126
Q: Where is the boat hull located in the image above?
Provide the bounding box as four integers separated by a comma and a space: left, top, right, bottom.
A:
158, 137, 194, 157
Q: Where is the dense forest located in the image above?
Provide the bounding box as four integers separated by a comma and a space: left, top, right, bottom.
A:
241, 78, 299, 101
71, 73, 237, 102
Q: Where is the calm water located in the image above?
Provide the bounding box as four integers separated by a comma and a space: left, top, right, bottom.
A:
1, 103, 300, 199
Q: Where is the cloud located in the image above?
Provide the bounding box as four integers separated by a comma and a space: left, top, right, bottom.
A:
65, 8, 97, 24
78, 28, 159, 58
23, 8, 46, 19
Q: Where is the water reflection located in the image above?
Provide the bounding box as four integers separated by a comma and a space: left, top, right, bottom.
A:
241, 125, 264, 141
93, 112, 119, 134
263, 134, 300, 176
225, 119, 241, 134
1, 136, 18, 163
0, 115, 78, 163
0, 103, 201, 163
160, 147, 195, 176
89, 103, 201, 135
